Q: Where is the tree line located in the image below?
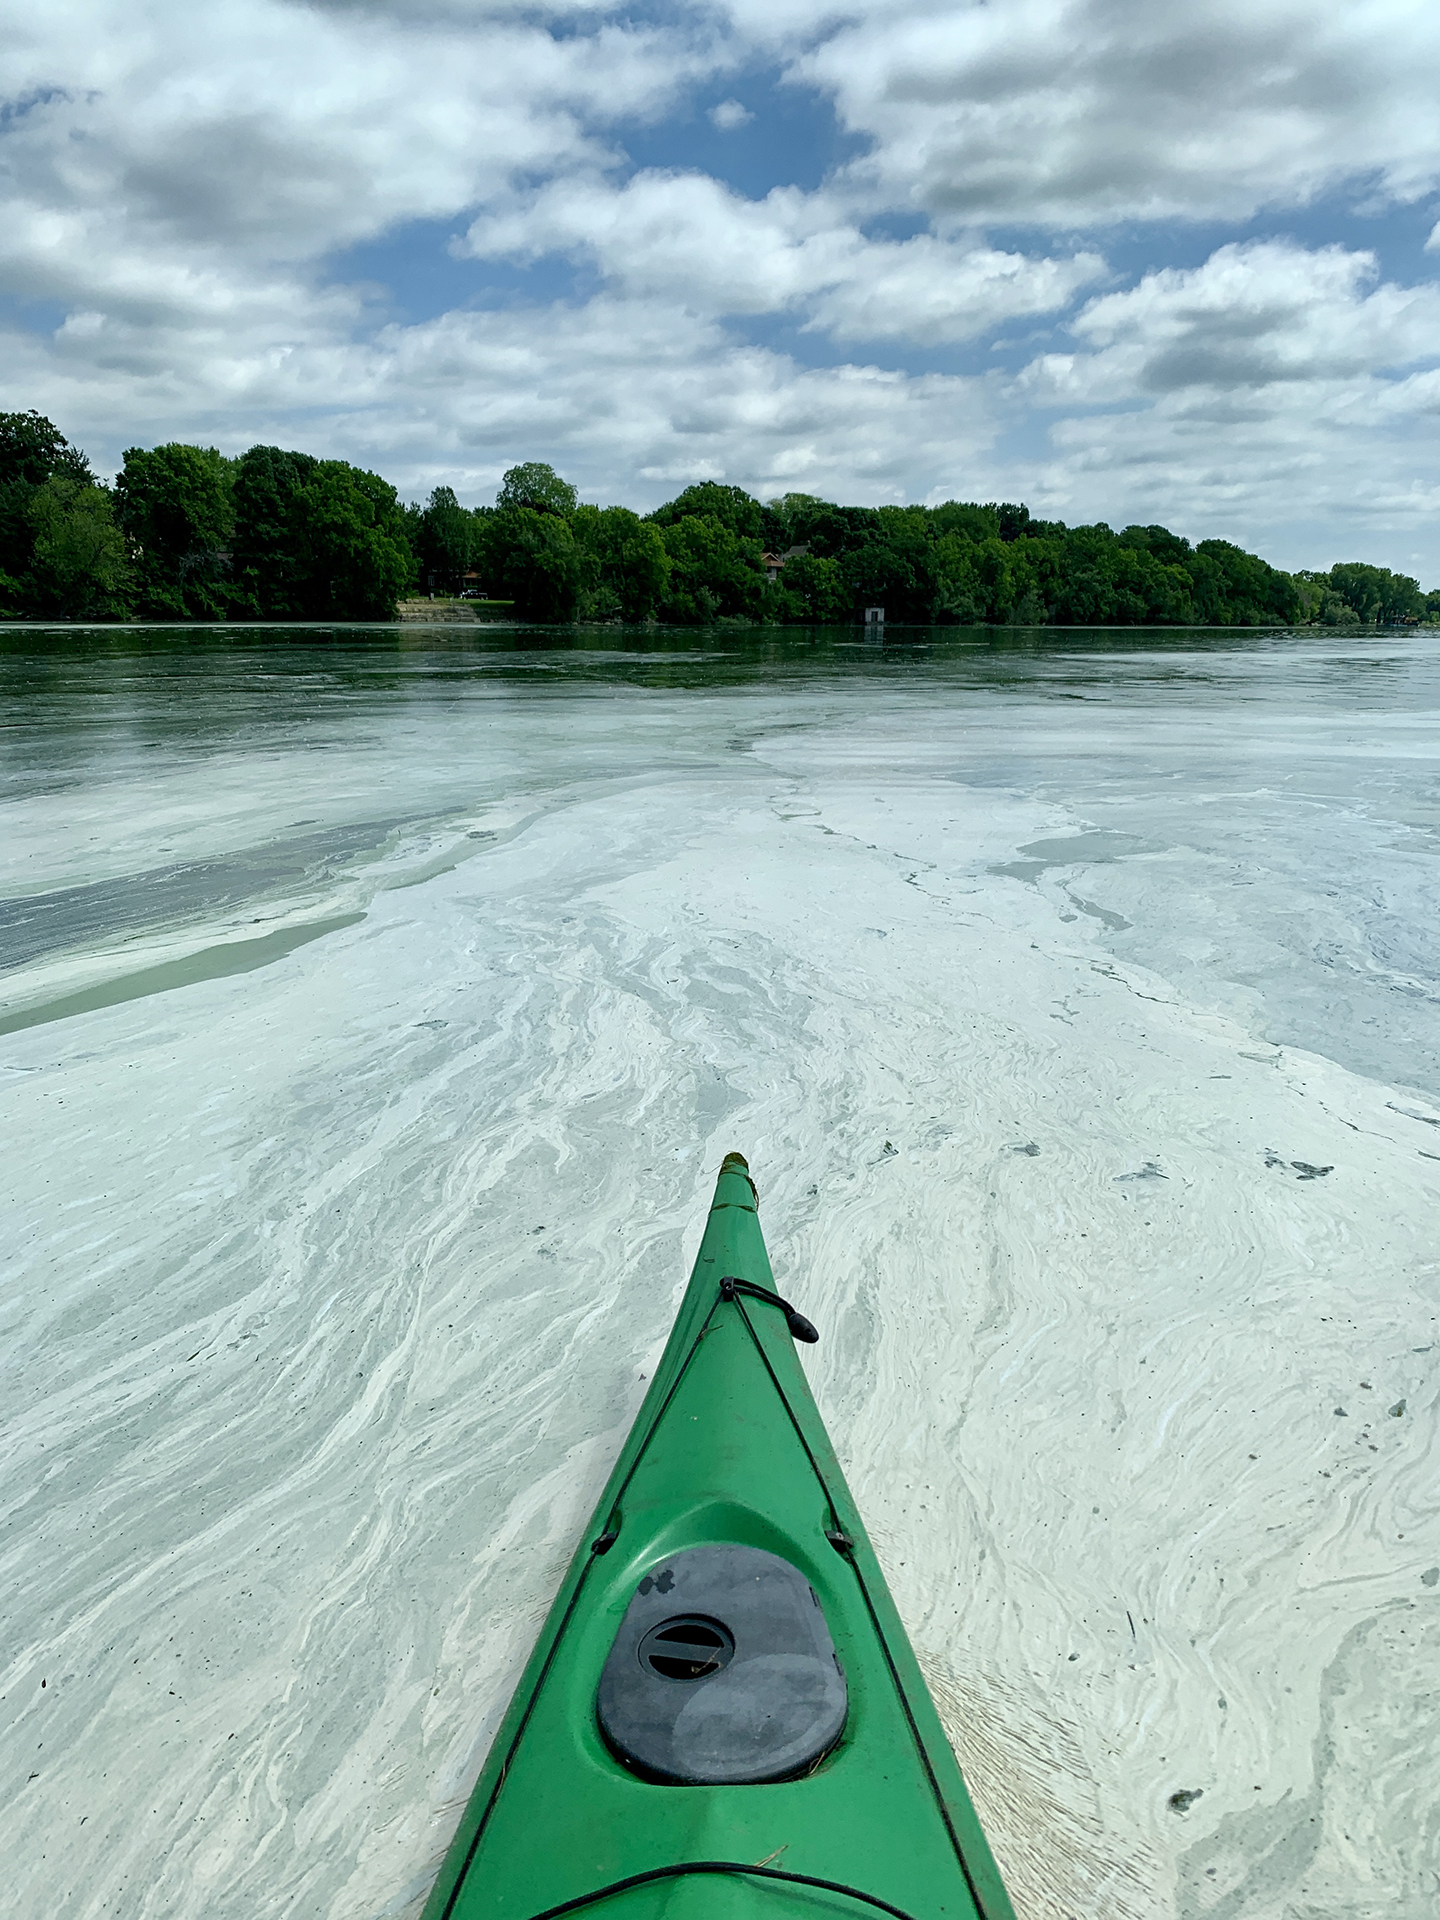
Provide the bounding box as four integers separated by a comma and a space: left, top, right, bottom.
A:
3, 411, 1435, 630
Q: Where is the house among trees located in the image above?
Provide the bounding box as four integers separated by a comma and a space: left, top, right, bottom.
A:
763, 544, 809, 582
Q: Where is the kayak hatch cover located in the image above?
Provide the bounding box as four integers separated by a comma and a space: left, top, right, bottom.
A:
420, 1152, 1017, 1920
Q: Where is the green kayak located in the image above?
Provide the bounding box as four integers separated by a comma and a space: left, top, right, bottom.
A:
421, 1153, 1015, 1920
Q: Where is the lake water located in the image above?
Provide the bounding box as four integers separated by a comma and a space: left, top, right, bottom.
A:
3, 624, 1438, 1920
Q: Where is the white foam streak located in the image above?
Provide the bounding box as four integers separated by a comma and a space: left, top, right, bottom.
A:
2, 663, 1438, 1917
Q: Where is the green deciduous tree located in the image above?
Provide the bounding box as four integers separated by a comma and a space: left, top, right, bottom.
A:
650, 483, 766, 542
929, 501, 1000, 544
114, 443, 235, 619
933, 534, 1013, 623
230, 445, 318, 618
416, 485, 475, 595
657, 514, 770, 623
778, 500, 879, 561
495, 462, 578, 518
12, 416, 1425, 633
290, 461, 416, 619
480, 506, 584, 620
572, 506, 670, 620
774, 552, 849, 623
1187, 539, 1299, 626
844, 539, 923, 619
0, 410, 95, 604
1043, 528, 1195, 625
1118, 523, 1194, 569
27, 478, 134, 619
1326, 562, 1423, 625
0, 410, 92, 490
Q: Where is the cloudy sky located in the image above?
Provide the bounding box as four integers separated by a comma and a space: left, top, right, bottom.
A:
4, 0, 1440, 573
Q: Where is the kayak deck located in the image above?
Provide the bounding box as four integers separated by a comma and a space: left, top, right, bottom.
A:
421, 1156, 1015, 1920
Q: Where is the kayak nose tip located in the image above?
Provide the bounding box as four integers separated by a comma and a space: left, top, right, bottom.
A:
713, 1152, 759, 1211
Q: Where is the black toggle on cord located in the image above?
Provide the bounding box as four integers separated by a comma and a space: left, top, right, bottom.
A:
719, 1275, 819, 1343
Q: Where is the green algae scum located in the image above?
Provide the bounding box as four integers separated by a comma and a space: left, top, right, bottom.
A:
421, 1154, 1015, 1920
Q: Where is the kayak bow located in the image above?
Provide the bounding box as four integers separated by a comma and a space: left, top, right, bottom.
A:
422, 1153, 1015, 1920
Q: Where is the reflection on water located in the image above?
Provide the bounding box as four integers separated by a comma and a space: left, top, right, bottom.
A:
4, 622, 1437, 1099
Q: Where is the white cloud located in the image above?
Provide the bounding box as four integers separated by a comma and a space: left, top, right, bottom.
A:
790, 0, 1440, 225
464, 171, 1104, 342
0, 0, 704, 297
810, 235, 1104, 346
709, 99, 753, 130
0, 294, 1003, 507
1003, 240, 1440, 559
3, 0, 1440, 576
1016, 241, 1440, 405
19, 232, 1435, 575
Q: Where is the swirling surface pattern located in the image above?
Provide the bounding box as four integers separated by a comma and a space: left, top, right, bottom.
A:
2, 630, 1437, 1920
